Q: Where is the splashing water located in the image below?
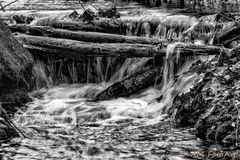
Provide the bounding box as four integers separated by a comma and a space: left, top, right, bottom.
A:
124, 14, 198, 39
0, 54, 215, 160
1, 6, 232, 159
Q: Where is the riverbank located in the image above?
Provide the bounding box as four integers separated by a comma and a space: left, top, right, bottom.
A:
170, 45, 240, 147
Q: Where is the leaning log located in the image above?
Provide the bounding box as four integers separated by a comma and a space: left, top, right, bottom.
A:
15, 34, 161, 58
15, 34, 226, 58
9, 25, 163, 45
95, 66, 162, 100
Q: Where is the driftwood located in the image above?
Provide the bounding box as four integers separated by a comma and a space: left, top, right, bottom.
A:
15, 34, 225, 58
95, 66, 161, 100
10, 25, 163, 45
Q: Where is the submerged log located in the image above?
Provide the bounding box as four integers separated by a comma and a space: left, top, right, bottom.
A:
10, 25, 163, 44
15, 34, 160, 58
95, 67, 162, 100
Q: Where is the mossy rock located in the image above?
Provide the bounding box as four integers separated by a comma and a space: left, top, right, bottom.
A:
0, 20, 35, 94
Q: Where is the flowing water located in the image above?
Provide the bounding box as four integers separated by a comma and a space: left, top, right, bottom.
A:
0, 60, 209, 160
0, 50, 220, 160
1, 1, 239, 159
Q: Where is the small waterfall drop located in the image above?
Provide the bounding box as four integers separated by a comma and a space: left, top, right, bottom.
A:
2, 8, 227, 159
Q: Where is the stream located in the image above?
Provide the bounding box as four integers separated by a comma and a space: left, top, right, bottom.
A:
1, 0, 240, 159
0, 54, 234, 160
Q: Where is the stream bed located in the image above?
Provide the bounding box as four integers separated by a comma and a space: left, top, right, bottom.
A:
0, 82, 238, 160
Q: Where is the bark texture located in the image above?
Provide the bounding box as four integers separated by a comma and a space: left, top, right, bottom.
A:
10, 24, 163, 44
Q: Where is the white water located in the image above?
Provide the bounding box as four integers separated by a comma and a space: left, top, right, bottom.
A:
0, 47, 214, 159
0, 5, 228, 159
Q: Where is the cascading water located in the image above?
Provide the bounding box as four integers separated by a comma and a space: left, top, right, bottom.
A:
0, 6, 230, 160
124, 14, 198, 40
1, 44, 216, 160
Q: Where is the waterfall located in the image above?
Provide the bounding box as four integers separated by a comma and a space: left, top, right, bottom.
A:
32, 55, 153, 89
3, 3, 233, 159
124, 14, 198, 39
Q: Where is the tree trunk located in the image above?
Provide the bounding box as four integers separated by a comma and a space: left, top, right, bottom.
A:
15, 34, 225, 58
10, 24, 163, 45
95, 66, 162, 100
15, 34, 161, 58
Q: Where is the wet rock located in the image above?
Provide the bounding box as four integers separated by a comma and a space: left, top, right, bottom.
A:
215, 123, 235, 142
69, 11, 79, 19
80, 8, 96, 22
0, 20, 34, 141
199, 12, 236, 23
0, 90, 32, 116
12, 15, 35, 24
223, 134, 237, 145
0, 20, 34, 94
171, 47, 240, 146
86, 146, 101, 156
98, 5, 120, 18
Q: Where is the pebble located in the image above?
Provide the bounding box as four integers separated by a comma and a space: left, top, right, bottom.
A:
224, 75, 231, 81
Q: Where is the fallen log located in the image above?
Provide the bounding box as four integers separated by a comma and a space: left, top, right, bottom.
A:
10, 25, 163, 45
15, 34, 226, 58
32, 18, 127, 34
213, 25, 240, 47
16, 34, 161, 57
95, 66, 162, 100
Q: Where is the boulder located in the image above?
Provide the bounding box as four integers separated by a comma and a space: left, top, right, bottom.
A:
0, 20, 34, 95
0, 20, 34, 140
